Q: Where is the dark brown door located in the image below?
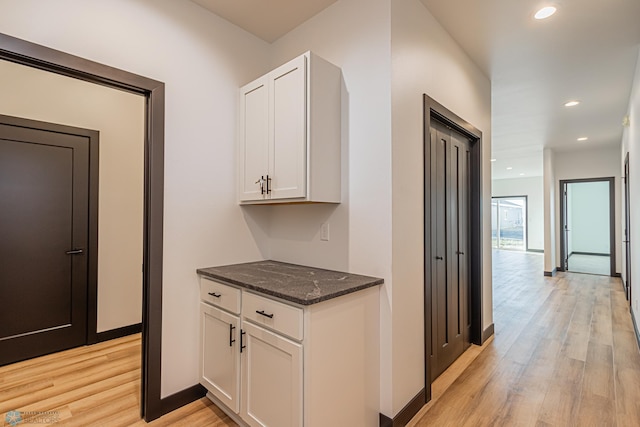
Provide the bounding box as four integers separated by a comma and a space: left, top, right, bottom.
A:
430, 120, 471, 380
0, 122, 89, 366
624, 153, 631, 302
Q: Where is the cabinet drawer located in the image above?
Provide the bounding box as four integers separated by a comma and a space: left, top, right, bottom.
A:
200, 278, 241, 314
242, 292, 303, 341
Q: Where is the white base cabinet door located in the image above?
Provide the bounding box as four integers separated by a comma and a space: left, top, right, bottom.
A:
200, 302, 241, 413
240, 321, 303, 427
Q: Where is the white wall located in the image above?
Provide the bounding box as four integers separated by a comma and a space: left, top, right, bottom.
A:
621, 47, 640, 318
390, 0, 492, 417
0, 0, 273, 398
266, 0, 392, 418
569, 181, 610, 254
492, 177, 544, 251
543, 148, 556, 273
0, 60, 145, 333
0, 0, 495, 417
553, 147, 622, 273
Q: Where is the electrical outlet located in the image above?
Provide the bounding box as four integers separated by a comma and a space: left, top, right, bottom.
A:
321, 223, 330, 241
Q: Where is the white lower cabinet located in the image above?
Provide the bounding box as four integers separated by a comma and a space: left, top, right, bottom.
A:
199, 276, 379, 427
241, 321, 302, 427
200, 302, 240, 413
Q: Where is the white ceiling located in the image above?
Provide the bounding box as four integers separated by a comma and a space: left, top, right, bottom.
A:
191, 0, 338, 43
192, 0, 640, 180
421, 0, 640, 179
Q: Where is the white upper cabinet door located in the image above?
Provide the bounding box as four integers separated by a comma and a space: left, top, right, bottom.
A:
269, 55, 307, 200
238, 77, 269, 201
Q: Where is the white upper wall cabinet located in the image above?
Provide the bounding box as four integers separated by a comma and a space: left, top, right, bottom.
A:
238, 51, 341, 204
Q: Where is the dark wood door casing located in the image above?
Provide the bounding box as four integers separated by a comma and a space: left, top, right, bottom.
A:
624, 153, 631, 302
558, 177, 616, 277
423, 95, 483, 411
0, 32, 168, 421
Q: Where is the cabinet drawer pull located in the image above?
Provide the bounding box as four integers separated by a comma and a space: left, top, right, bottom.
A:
208, 292, 221, 298
240, 330, 246, 353
229, 324, 236, 347
256, 310, 274, 319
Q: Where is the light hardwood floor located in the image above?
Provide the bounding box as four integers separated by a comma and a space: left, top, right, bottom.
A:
2, 250, 639, 426
410, 250, 640, 426
0, 334, 235, 426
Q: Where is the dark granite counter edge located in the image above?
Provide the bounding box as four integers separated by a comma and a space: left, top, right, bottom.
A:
196, 268, 384, 306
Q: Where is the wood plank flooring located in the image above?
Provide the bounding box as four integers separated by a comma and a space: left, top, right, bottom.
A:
410, 250, 640, 426
2, 249, 639, 426
0, 334, 235, 426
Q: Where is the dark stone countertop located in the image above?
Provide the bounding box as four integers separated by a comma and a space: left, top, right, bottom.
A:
197, 260, 383, 306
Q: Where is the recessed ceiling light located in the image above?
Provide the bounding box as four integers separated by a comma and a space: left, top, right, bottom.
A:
577, 137, 588, 141
564, 100, 580, 107
535, 6, 557, 20
520, 173, 525, 176
491, 158, 497, 162
507, 167, 513, 170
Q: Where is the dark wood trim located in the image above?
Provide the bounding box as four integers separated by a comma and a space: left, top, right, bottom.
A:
544, 269, 557, 277
0, 32, 166, 422
0, 114, 100, 347
379, 413, 393, 427
614, 272, 622, 278
632, 309, 640, 351
379, 388, 426, 427
482, 323, 495, 343
96, 323, 142, 343
527, 249, 544, 253
158, 384, 207, 418
559, 177, 616, 277
423, 94, 483, 404
491, 195, 529, 251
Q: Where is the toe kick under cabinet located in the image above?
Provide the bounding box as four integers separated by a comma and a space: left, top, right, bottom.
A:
197, 261, 383, 427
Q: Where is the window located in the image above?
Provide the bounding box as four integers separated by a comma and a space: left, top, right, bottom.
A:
492, 197, 527, 251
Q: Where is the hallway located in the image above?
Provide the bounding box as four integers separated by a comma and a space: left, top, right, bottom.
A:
411, 250, 640, 426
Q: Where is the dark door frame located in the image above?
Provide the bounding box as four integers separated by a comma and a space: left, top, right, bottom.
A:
624, 153, 631, 302
424, 95, 483, 402
491, 195, 529, 251
558, 177, 616, 277
0, 33, 173, 421
0, 114, 100, 348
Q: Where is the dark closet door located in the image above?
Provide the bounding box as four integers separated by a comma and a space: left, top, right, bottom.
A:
430, 120, 471, 381
624, 154, 631, 302
0, 122, 89, 366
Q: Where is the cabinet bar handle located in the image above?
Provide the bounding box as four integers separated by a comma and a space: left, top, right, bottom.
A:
240, 330, 246, 353
256, 310, 274, 319
229, 324, 236, 347
435, 256, 443, 260
208, 292, 221, 298
255, 176, 265, 194
266, 175, 271, 194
